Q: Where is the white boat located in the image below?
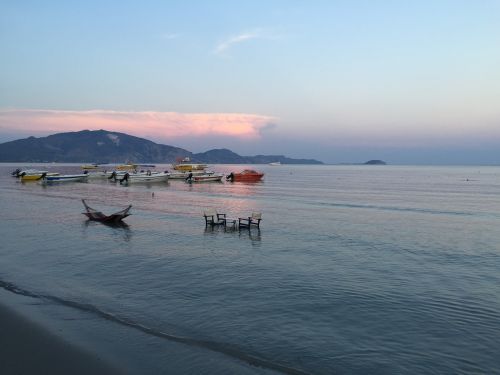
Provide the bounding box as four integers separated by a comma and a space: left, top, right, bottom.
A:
186, 173, 224, 183
12, 169, 48, 177
84, 171, 108, 179
106, 170, 129, 181
43, 174, 89, 183
168, 170, 214, 180
119, 172, 169, 184
269, 162, 281, 166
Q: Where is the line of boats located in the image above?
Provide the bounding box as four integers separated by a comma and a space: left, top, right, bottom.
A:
11, 159, 265, 184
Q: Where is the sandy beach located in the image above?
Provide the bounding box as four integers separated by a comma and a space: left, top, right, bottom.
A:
0, 301, 125, 375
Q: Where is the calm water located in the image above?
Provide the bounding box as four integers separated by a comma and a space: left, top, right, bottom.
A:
1, 164, 500, 374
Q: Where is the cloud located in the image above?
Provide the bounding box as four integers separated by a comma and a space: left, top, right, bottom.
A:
214, 29, 265, 55
0, 109, 275, 142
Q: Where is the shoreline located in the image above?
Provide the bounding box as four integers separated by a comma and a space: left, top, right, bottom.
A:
0, 298, 126, 375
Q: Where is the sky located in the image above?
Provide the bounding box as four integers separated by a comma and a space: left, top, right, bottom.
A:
1, 0, 500, 164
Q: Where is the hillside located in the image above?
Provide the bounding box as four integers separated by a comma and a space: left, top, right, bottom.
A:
0, 130, 323, 164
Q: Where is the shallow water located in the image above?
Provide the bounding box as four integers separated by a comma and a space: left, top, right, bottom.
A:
1, 164, 500, 374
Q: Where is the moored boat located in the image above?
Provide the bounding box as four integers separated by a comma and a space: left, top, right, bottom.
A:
116, 163, 137, 171
226, 170, 264, 182
269, 161, 281, 166
118, 171, 169, 184
168, 170, 214, 180
12, 169, 48, 178
81, 163, 99, 170
21, 172, 60, 181
43, 174, 89, 183
186, 173, 224, 183
172, 157, 207, 171
84, 171, 109, 179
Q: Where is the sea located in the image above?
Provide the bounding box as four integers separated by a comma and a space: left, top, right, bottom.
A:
1, 163, 499, 374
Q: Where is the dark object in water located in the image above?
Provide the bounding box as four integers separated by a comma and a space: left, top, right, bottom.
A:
119, 172, 130, 184
81, 199, 132, 223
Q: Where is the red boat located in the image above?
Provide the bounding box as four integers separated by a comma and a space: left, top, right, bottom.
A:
226, 170, 264, 182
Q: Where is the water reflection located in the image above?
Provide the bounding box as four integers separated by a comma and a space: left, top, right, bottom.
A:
239, 228, 262, 244
226, 181, 263, 197
203, 225, 261, 243
82, 220, 132, 242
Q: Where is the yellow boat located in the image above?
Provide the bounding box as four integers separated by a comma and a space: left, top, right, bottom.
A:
81, 164, 99, 170
172, 157, 207, 171
116, 164, 137, 171
21, 172, 59, 181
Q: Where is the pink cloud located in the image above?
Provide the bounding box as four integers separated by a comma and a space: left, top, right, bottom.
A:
0, 109, 275, 141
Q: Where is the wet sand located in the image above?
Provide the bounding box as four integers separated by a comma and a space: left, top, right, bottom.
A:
0, 302, 125, 375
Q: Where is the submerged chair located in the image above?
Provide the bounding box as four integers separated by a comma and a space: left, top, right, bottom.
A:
203, 209, 226, 227
238, 212, 262, 229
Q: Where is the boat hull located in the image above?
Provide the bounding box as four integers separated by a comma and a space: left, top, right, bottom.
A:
232, 174, 264, 182
227, 170, 264, 182
169, 171, 213, 179
173, 164, 207, 171
119, 172, 169, 183
44, 174, 89, 182
188, 174, 224, 183
21, 172, 59, 181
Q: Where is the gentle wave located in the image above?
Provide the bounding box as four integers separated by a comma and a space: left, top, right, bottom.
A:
0, 278, 311, 375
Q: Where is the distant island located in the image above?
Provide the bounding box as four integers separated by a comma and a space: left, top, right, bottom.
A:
0, 129, 324, 164
336, 160, 388, 165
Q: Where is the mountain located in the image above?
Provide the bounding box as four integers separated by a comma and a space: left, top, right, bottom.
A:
0, 130, 189, 163
193, 149, 322, 165
364, 160, 387, 165
0, 130, 323, 164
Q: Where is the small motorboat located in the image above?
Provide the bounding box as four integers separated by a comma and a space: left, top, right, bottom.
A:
106, 170, 128, 181
82, 199, 131, 223
226, 170, 264, 182
42, 173, 89, 183
21, 172, 60, 181
116, 163, 137, 171
169, 170, 213, 180
84, 171, 108, 179
118, 171, 169, 184
269, 162, 281, 166
81, 163, 99, 170
185, 173, 224, 183
12, 169, 48, 178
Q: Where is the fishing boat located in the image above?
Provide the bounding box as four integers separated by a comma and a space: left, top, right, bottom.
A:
84, 171, 109, 179
172, 157, 207, 171
226, 170, 264, 182
12, 169, 48, 178
21, 172, 60, 181
168, 170, 213, 180
82, 199, 132, 223
118, 171, 169, 184
186, 173, 224, 183
42, 174, 89, 183
106, 170, 128, 180
116, 163, 137, 171
81, 163, 99, 170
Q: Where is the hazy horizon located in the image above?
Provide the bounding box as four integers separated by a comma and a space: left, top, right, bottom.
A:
1, 1, 499, 164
